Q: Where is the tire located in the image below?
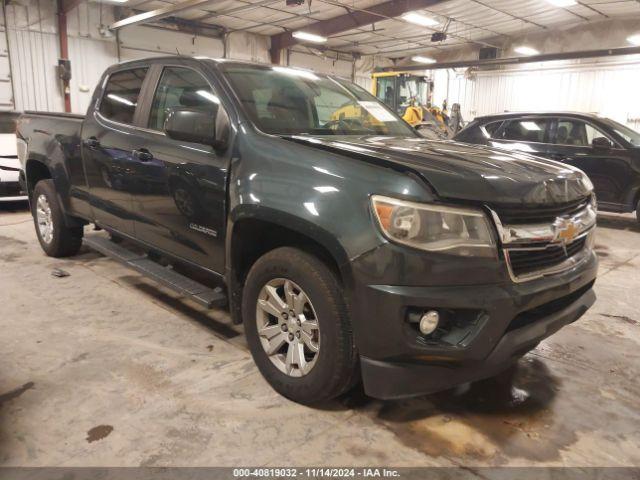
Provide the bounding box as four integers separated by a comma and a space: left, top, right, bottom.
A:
636, 199, 640, 224
242, 247, 358, 405
32, 179, 83, 257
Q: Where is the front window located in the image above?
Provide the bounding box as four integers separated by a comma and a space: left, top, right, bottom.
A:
397, 76, 428, 114
220, 64, 416, 137
148, 66, 219, 131
554, 119, 612, 147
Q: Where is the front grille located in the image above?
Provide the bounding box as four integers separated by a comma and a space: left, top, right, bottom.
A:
493, 197, 589, 225
507, 236, 587, 277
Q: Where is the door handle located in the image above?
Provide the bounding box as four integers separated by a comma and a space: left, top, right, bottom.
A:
133, 148, 153, 162
83, 137, 100, 149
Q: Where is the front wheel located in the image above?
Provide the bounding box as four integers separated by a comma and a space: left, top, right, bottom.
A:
242, 247, 358, 405
32, 179, 83, 257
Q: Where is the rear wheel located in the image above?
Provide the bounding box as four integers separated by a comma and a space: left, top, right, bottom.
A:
32, 179, 83, 257
242, 247, 358, 405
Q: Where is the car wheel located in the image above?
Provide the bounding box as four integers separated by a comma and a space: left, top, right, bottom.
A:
636, 199, 640, 224
32, 179, 83, 257
242, 247, 358, 405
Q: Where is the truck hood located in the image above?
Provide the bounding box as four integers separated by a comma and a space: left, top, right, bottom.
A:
286, 135, 592, 206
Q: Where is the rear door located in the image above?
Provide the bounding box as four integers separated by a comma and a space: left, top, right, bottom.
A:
548, 118, 634, 205
82, 67, 150, 235
128, 63, 231, 273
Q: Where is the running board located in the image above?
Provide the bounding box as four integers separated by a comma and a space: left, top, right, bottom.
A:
83, 235, 227, 309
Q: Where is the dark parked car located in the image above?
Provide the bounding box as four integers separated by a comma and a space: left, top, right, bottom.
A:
455, 112, 640, 221
16, 57, 597, 404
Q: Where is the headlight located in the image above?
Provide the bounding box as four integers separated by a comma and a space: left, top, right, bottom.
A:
371, 195, 496, 257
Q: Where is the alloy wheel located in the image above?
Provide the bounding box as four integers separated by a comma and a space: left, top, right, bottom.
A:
36, 194, 54, 244
255, 278, 320, 377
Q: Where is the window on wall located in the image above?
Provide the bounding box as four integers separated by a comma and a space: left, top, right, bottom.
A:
555, 119, 610, 147
148, 67, 220, 131
99, 68, 148, 124
499, 118, 550, 143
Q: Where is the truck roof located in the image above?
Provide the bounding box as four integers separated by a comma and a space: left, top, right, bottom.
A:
475, 111, 603, 122
114, 55, 280, 69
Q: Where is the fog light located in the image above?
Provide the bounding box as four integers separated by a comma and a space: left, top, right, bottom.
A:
419, 310, 440, 335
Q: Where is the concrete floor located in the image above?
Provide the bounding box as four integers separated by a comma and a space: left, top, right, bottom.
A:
1, 200, 639, 468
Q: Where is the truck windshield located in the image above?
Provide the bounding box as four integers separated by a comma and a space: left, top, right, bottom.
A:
220, 64, 417, 137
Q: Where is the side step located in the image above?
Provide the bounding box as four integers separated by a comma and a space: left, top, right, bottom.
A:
84, 235, 227, 309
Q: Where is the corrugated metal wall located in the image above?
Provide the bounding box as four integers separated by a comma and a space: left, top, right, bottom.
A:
2, 0, 117, 113
433, 57, 640, 130
0, 1, 270, 114
3, 0, 640, 131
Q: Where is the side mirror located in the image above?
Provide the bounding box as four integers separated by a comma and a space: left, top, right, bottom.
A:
592, 136, 612, 150
164, 107, 222, 147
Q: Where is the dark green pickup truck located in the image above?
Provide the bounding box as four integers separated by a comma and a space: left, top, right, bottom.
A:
17, 56, 597, 404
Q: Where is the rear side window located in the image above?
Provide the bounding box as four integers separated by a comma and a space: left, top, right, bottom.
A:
148, 67, 219, 131
455, 123, 485, 143
483, 121, 503, 137
499, 118, 550, 143
99, 68, 148, 125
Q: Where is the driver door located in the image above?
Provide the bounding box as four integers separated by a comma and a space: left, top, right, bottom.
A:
548, 118, 634, 206
128, 64, 231, 273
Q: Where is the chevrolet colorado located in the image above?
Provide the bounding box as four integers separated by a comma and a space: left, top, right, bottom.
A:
16, 56, 598, 404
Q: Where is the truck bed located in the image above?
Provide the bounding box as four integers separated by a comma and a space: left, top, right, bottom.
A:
23, 111, 85, 120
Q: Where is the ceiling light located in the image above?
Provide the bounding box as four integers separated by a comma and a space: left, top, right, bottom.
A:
546, 0, 577, 6
411, 55, 437, 64
628, 34, 640, 46
292, 31, 327, 43
402, 12, 439, 27
514, 45, 539, 56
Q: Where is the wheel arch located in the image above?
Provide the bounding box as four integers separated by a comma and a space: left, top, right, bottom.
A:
24, 158, 52, 200
225, 206, 354, 324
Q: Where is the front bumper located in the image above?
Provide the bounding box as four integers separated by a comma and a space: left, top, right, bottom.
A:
350, 249, 598, 400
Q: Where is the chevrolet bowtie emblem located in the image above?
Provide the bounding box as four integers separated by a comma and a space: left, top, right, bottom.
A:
553, 217, 581, 253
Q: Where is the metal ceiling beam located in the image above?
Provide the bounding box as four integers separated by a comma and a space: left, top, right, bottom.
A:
379, 45, 640, 71
109, 0, 214, 30
269, 0, 450, 63
470, 0, 548, 30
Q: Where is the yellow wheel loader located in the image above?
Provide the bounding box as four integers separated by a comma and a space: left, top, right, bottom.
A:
371, 71, 452, 139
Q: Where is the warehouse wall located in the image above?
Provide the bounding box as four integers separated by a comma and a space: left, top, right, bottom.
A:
1, 0, 118, 113
432, 56, 640, 130
0, 0, 391, 115
426, 17, 640, 130
0, 1, 271, 114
